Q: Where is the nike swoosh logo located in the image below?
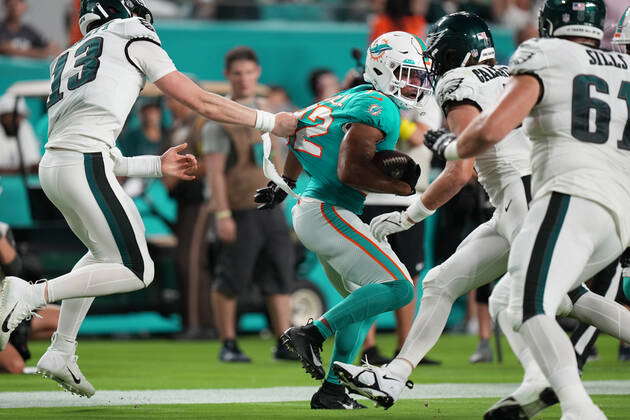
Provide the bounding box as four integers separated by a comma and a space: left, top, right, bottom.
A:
504, 200, 512, 212
67, 367, 81, 384
340, 402, 354, 409
310, 345, 322, 367
382, 375, 401, 382
1, 303, 17, 333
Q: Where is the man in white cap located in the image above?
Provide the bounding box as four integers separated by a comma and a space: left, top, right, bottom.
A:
0, 93, 41, 174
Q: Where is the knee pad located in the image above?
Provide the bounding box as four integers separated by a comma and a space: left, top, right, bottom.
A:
421, 266, 444, 297
488, 280, 510, 322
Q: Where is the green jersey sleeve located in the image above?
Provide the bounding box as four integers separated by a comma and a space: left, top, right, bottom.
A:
345, 91, 401, 151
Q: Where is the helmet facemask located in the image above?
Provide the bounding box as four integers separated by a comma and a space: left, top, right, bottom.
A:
385, 61, 432, 110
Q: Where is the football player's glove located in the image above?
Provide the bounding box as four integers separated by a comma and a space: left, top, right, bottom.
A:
424, 128, 457, 160
254, 176, 296, 210
370, 211, 415, 242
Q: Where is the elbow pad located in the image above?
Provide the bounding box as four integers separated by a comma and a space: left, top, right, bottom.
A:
110, 148, 162, 177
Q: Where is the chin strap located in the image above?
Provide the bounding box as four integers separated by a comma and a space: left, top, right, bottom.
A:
261, 133, 299, 199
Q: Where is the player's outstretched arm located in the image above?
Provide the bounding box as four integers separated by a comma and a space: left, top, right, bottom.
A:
161, 143, 198, 180
370, 104, 477, 241
338, 123, 413, 196
155, 71, 297, 137
440, 74, 540, 161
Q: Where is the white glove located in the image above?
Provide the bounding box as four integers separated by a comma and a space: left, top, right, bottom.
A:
370, 211, 416, 242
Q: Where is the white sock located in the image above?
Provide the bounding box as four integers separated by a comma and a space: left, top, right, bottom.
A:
387, 358, 413, 380
497, 310, 548, 390
572, 291, 630, 342
397, 292, 455, 366
47, 263, 144, 302
51, 297, 95, 353
520, 315, 593, 411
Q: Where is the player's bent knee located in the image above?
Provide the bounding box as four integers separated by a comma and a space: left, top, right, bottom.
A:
384, 279, 414, 309
141, 257, 155, 288
488, 284, 509, 322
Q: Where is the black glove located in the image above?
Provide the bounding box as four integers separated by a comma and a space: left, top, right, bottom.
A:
400, 161, 421, 195
425, 128, 457, 160
254, 176, 296, 210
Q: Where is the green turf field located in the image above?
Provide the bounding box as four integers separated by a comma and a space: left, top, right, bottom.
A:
1, 333, 628, 418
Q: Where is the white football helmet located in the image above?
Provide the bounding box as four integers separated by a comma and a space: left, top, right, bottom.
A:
364, 31, 432, 110
612, 7, 630, 53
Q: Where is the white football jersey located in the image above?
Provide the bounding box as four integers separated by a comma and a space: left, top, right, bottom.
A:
510, 38, 630, 245
46, 17, 176, 153
435, 64, 532, 206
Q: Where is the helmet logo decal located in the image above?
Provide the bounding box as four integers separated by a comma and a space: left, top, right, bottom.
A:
369, 42, 393, 59
572, 3, 586, 11
562, 13, 570, 23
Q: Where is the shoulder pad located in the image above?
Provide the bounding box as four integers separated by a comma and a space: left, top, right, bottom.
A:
509, 38, 551, 75
108, 17, 161, 44
435, 67, 479, 109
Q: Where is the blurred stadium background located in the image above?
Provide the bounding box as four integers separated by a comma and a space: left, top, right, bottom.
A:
0, 0, 628, 418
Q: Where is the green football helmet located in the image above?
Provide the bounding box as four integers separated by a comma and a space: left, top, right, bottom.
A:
79, 0, 153, 35
538, 0, 606, 41
424, 12, 495, 80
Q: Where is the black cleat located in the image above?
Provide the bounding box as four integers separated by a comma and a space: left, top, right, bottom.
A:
311, 384, 367, 410
281, 325, 325, 380
619, 343, 630, 362
273, 339, 299, 361
484, 387, 558, 420
219, 340, 251, 363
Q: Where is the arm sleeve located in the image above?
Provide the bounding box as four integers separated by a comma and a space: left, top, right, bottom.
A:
110, 147, 162, 178
126, 40, 177, 83
200, 122, 231, 155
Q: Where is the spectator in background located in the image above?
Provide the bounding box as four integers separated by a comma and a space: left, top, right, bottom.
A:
0, 0, 60, 58
120, 101, 167, 158
163, 94, 214, 340
266, 85, 296, 113
369, 0, 428, 42
66, 0, 82, 46
203, 47, 296, 362
603, 0, 628, 50
308, 68, 340, 102
514, 22, 539, 45
0, 93, 40, 174
492, 0, 535, 30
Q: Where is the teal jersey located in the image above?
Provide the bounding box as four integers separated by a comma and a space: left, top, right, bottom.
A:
288, 84, 401, 214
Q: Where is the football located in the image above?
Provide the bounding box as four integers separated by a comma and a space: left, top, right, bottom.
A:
372, 150, 415, 180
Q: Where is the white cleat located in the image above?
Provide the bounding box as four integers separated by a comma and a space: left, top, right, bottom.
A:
0, 276, 42, 350
333, 361, 412, 409
484, 383, 559, 420
560, 404, 607, 420
37, 337, 95, 398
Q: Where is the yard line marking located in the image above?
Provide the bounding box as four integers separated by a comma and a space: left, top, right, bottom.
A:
1, 381, 629, 408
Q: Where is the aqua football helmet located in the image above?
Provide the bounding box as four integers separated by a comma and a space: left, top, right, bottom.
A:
79, 0, 153, 35
538, 0, 606, 41
612, 7, 630, 53
364, 31, 432, 110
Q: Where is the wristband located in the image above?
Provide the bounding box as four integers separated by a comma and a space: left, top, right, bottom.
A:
444, 141, 461, 161
255, 109, 276, 133
404, 195, 435, 223
215, 210, 232, 220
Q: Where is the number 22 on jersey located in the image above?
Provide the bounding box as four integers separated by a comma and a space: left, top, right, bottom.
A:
292, 94, 350, 158
47, 37, 104, 109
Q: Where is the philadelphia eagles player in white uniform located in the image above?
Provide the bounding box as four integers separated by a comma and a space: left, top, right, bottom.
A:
0, 0, 296, 398
423, 0, 630, 418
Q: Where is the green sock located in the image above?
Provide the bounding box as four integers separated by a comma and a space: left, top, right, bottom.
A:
624, 276, 630, 301
325, 316, 376, 384
314, 280, 413, 340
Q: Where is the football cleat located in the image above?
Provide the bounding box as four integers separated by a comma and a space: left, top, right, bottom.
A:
280, 325, 325, 380
0, 277, 42, 350
310, 385, 367, 410
37, 337, 95, 398
218, 340, 251, 363
333, 361, 413, 409
484, 386, 558, 420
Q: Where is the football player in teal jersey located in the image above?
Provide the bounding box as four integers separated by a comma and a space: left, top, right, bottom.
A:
254, 31, 431, 409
